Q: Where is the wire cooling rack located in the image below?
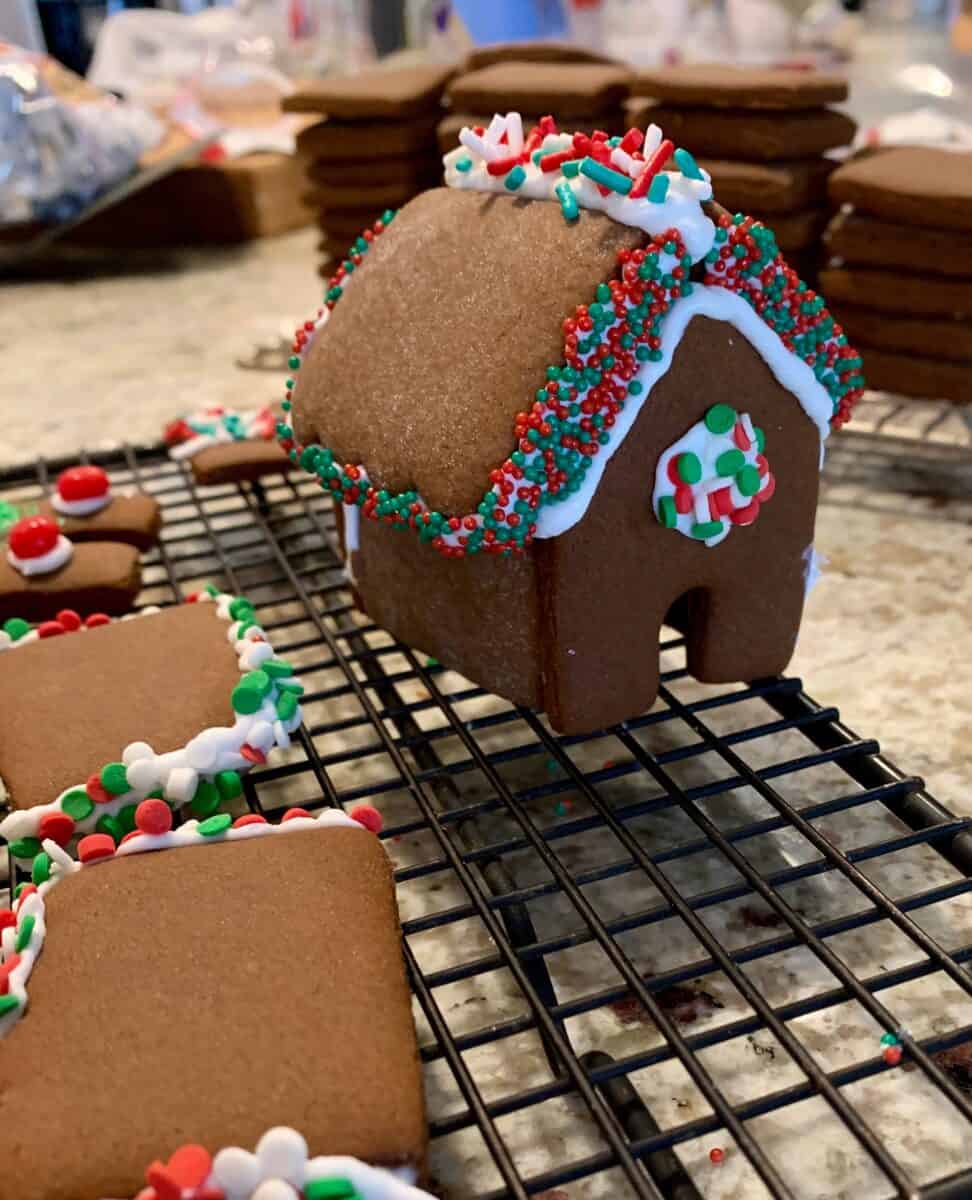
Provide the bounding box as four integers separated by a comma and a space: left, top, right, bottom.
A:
2, 445, 971, 1200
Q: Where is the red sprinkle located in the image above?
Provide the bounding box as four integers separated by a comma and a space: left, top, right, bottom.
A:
0, 910, 15, 934
55, 609, 82, 631
78, 833, 116, 864
0, 953, 22, 994
630, 138, 674, 199
145, 1163, 181, 1200
351, 804, 383, 834
486, 153, 526, 177
709, 1147, 725, 1165
85, 613, 111, 628
135, 798, 172, 836
85, 774, 112, 805
282, 807, 313, 822
239, 744, 266, 765
232, 814, 268, 828
38, 810, 75, 847
164, 1144, 212, 1189
37, 620, 66, 639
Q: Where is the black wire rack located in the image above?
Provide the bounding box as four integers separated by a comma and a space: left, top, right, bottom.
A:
2, 445, 971, 1200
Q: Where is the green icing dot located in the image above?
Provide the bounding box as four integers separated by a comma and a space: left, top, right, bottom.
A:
231, 670, 272, 715
228, 596, 255, 622
705, 404, 736, 434
754, 426, 766, 453
100, 762, 129, 796
716, 448, 745, 476
190, 781, 221, 820
276, 678, 304, 696
276, 691, 298, 723
691, 520, 724, 540
215, 770, 243, 801
95, 814, 124, 844
61, 790, 94, 821
2, 618, 31, 642
15, 914, 35, 953
737, 465, 762, 497
198, 813, 232, 838
117, 804, 138, 835
0, 995, 19, 1017
304, 1181, 359, 1200
262, 658, 294, 679
657, 495, 677, 529
677, 452, 702, 485
31, 852, 51, 885
8, 837, 41, 860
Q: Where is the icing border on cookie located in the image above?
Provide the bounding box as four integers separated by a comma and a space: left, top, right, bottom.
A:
0, 589, 304, 860
0, 807, 373, 1038
165, 406, 278, 462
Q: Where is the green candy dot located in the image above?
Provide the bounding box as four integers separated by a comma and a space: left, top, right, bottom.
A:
198, 813, 232, 838
304, 1181, 359, 1200
95, 814, 124, 844
276, 691, 298, 722
31, 852, 51, 886
0, 995, 19, 1017
716, 448, 745, 476
231, 670, 272, 715
100, 762, 129, 796
228, 596, 255, 622
117, 804, 138, 835
705, 404, 736, 434
754, 426, 766, 452
61, 790, 94, 821
15, 914, 35, 953
677, 452, 702, 485
691, 520, 724, 540
737, 465, 762, 497
215, 770, 242, 801
2, 618, 31, 642
262, 658, 293, 679
880, 1032, 899, 1047
190, 781, 221, 820
657, 495, 677, 529
276, 678, 304, 696
8, 837, 41, 860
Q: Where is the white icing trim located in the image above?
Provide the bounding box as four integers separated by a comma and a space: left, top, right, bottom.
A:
0, 593, 302, 849
168, 407, 278, 462
6, 534, 73, 577
342, 502, 360, 552
0, 811, 363, 1040
0, 605, 159, 654
534, 287, 834, 541
51, 490, 111, 516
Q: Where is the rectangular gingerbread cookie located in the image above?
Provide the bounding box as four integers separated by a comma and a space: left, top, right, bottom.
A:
631, 64, 848, 109
824, 209, 972, 278
0, 592, 303, 860
38, 492, 161, 551
753, 208, 829, 253
831, 304, 972, 363
853, 345, 970, 402
818, 266, 972, 319
296, 116, 441, 161
302, 176, 437, 212
694, 157, 835, 213
447, 62, 633, 118
283, 64, 452, 119
828, 146, 972, 232
436, 109, 625, 155
306, 155, 440, 189
0, 540, 140, 623
0, 813, 428, 1200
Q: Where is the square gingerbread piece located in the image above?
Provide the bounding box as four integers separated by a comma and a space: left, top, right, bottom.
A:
0, 819, 427, 1200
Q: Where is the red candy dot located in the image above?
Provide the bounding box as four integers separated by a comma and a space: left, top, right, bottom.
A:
165, 1144, 212, 1189
55, 609, 82, 631
350, 804, 383, 834
37, 621, 66, 639
84, 613, 111, 628
135, 798, 172, 836
119, 830, 144, 845
232, 814, 268, 828
239, 743, 266, 764
7, 515, 59, 560
14, 884, 36, 908
85, 774, 112, 805
0, 953, 22, 994
709, 1148, 725, 1165
145, 1164, 181, 1200
883, 1045, 903, 1066
78, 833, 116, 863
282, 807, 313, 822
57, 465, 109, 502
0, 909, 15, 934
38, 811, 75, 846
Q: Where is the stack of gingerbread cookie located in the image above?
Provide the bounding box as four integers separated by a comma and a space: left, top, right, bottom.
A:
438, 53, 632, 155
284, 64, 453, 274
627, 65, 856, 278
822, 146, 972, 402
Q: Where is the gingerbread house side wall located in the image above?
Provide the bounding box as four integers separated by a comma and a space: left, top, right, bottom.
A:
538, 315, 822, 733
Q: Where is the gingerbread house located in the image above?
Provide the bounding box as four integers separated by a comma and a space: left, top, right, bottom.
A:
281, 115, 864, 733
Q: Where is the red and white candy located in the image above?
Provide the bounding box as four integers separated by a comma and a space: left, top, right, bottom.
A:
5, 515, 73, 577
52, 465, 112, 517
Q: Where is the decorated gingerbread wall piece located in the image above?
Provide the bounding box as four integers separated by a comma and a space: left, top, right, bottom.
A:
0, 819, 425, 1200
165, 406, 291, 486
278, 112, 864, 732
0, 589, 303, 864
39, 464, 163, 550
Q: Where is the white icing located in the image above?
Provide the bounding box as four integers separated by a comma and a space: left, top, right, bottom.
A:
0, 607, 159, 655
534, 287, 834, 541
342, 502, 360, 552
803, 543, 826, 594
443, 113, 716, 263
51, 489, 111, 516
6, 534, 72, 577
169, 406, 277, 462
0, 593, 303, 850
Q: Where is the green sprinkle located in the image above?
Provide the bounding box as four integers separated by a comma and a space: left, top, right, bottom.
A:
15, 915, 35, 953
657, 495, 677, 529
716, 449, 745, 476
116, 804, 138, 835
205, 584, 220, 598
190, 781, 221, 820
705, 404, 736, 434
2, 617, 31, 642
0, 995, 19, 1017
8, 837, 41, 861
228, 596, 255, 622
880, 1032, 900, 1047
276, 678, 305, 696
31, 852, 51, 886
737, 465, 762, 497
554, 180, 579, 221
198, 813, 232, 838
100, 762, 129, 796
673, 147, 704, 180
61, 789, 94, 821
754, 426, 766, 452
677, 452, 702, 485
231, 670, 272, 715
579, 156, 632, 195
261, 658, 293, 679
215, 770, 242, 801
647, 173, 669, 204
276, 691, 298, 723
504, 164, 527, 191
455, 156, 473, 173
95, 814, 124, 844
691, 520, 724, 540
562, 159, 581, 178
304, 1180, 359, 1200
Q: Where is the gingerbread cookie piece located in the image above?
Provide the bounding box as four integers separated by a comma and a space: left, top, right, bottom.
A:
828, 146, 972, 232
818, 266, 972, 318
627, 101, 856, 161
447, 62, 633, 118
0, 590, 303, 860
463, 41, 619, 70
695, 157, 834, 213
0, 517, 140, 622
756, 208, 829, 253
165, 406, 290, 485
303, 176, 435, 212
297, 115, 441, 161
632, 64, 848, 109
284, 63, 452, 119
832, 305, 972, 363
34, 465, 162, 550
824, 210, 972, 278
855, 346, 969, 402
0, 813, 428, 1200
306, 155, 438, 189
